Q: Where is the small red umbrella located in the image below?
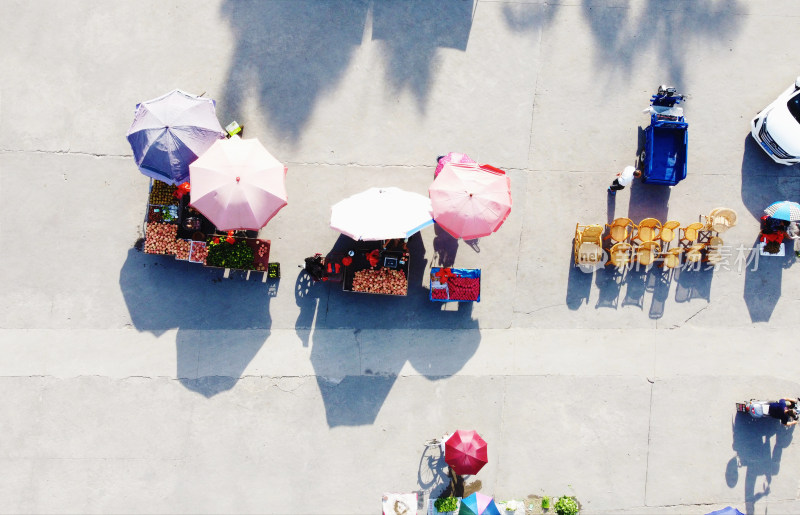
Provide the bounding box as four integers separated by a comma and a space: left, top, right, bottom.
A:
444, 430, 488, 475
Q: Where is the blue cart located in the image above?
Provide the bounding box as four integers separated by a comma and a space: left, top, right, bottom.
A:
640, 86, 688, 186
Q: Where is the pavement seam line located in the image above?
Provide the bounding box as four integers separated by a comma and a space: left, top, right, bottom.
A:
644, 378, 655, 506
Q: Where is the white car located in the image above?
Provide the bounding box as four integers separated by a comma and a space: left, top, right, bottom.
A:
750, 76, 800, 165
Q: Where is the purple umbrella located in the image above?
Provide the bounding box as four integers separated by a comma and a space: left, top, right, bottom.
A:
126, 89, 226, 185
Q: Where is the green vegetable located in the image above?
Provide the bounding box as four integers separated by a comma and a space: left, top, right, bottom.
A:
554, 496, 579, 515
541, 496, 551, 509
434, 497, 459, 513
206, 240, 255, 270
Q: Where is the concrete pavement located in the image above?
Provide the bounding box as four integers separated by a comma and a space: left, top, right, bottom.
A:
2, 0, 800, 513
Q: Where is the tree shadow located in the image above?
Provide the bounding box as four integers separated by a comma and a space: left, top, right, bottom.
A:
119, 248, 271, 397
294, 233, 481, 427
743, 238, 795, 323
580, 0, 745, 87
220, 0, 475, 142
728, 412, 794, 514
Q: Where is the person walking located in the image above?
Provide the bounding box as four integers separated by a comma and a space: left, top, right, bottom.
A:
608, 165, 641, 195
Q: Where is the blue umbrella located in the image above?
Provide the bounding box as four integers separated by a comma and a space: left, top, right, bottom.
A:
458, 492, 500, 515
705, 507, 745, 515
126, 89, 226, 185
764, 200, 800, 222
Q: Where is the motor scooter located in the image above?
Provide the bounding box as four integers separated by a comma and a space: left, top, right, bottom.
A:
737, 398, 800, 420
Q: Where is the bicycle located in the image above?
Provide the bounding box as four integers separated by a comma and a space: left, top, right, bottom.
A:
424, 433, 452, 453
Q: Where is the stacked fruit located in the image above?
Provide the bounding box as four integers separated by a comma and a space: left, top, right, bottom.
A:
446, 276, 480, 301
431, 287, 449, 300
148, 180, 178, 205
174, 239, 191, 260
351, 268, 407, 295
144, 223, 178, 254
189, 241, 208, 264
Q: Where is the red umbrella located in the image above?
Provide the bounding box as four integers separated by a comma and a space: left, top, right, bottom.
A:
444, 430, 488, 475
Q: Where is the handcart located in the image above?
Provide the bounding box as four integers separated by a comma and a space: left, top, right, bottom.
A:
640, 85, 688, 186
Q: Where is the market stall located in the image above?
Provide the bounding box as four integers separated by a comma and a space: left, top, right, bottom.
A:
143, 179, 279, 278
342, 241, 410, 296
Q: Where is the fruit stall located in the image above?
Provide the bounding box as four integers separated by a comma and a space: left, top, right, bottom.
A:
342, 242, 410, 296
142, 179, 279, 278
429, 267, 481, 302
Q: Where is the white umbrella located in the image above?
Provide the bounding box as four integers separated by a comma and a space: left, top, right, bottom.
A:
330, 187, 434, 241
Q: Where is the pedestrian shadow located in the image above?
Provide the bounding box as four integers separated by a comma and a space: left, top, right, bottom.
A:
294, 233, 481, 427
119, 247, 271, 397
727, 412, 794, 514
432, 224, 459, 267
628, 180, 671, 226
743, 237, 795, 323
219, 1, 475, 141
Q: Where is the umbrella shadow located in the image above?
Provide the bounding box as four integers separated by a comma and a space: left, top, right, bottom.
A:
728, 412, 794, 514
219, 1, 475, 141
295, 233, 481, 427
119, 247, 271, 397
743, 237, 795, 323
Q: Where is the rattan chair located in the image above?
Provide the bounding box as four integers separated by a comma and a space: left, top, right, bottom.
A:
606, 242, 633, 269
659, 220, 681, 244
635, 241, 661, 267
604, 217, 633, 243
680, 222, 706, 245
574, 223, 604, 265
706, 207, 738, 234
684, 243, 706, 264
659, 247, 683, 269
633, 218, 662, 243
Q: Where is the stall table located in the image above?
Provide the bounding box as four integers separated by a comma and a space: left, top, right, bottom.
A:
342, 242, 410, 296
430, 267, 481, 302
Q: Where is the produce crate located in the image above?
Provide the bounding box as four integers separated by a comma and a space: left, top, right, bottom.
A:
188, 240, 208, 264
343, 250, 409, 296
148, 179, 179, 205
174, 238, 191, 261
430, 268, 481, 302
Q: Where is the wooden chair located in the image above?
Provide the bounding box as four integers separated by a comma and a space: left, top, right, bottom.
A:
635, 241, 661, 267
633, 218, 662, 243
604, 217, 633, 243
659, 220, 681, 244
574, 223, 604, 265
606, 242, 632, 269
706, 207, 738, 234
684, 243, 706, 264
680, 222, 706, 245
659, 247, 683, 269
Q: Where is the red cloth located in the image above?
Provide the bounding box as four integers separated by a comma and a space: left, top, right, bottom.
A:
434, 268, 455, 284
367, 249, 380, 268
760, 232, 785, 244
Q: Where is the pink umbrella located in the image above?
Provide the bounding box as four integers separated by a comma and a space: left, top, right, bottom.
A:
444, 429, 488, 475
429, 162, 512, 240
435, 152, 476, 177
189, 135, 287, 231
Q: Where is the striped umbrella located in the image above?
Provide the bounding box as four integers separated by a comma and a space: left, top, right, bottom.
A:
764, 200, 800, 221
